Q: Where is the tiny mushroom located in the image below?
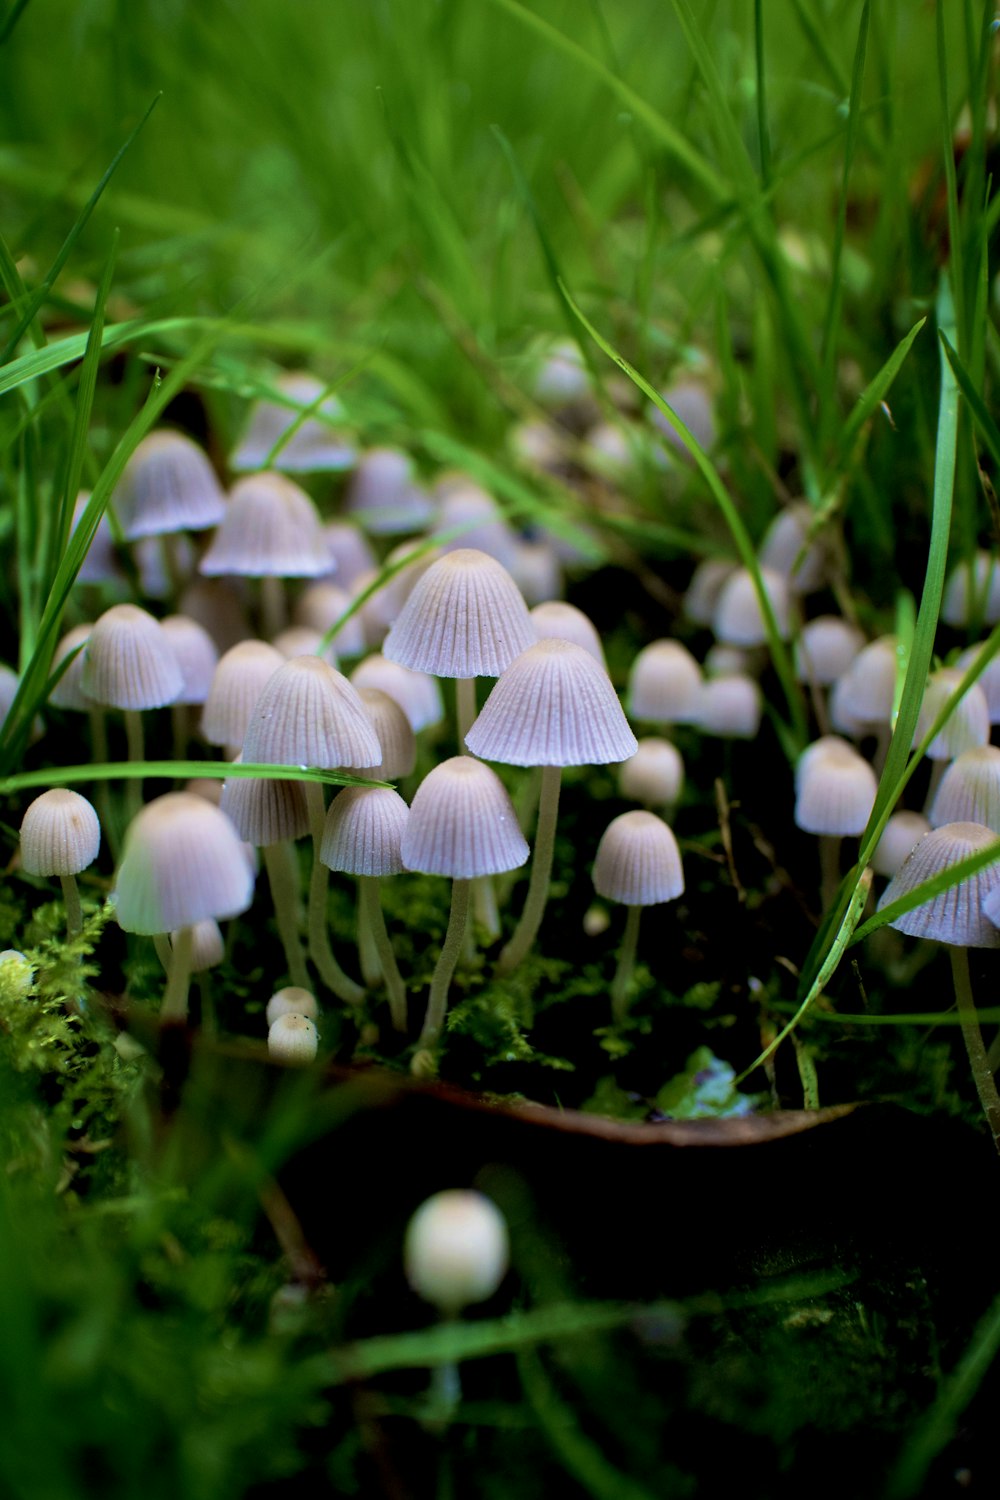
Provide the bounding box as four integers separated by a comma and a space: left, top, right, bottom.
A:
592, 809, 685, 1024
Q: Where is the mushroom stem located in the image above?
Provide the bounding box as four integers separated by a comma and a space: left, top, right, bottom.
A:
455, 677, 476, 752
819, 834, 842, 912
161, 923, 194, 1025
950, 945, 1000, 1156
359, 875, 408, 1032
304, 782, 364, 1008
123, 708, 145, 821
260, 574, 286, 639
496, 765, 562, 978
59, 873, 83, 940
417, 877, 471, 1056
262, 841, 310, 990
357, 883, 381, 987
154, 933, 173, 972
610, 905, 642, 1026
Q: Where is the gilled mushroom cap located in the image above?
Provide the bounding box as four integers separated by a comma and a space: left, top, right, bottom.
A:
401, 756, 528, 877
693, 674, 762, 739
321, 786, 409, 876
683, 558, 736, 626
356, 688, 416, 779
220, 770, 310, 845
434, 478, 519, 571
836, 636, 898, 726
293, 583, 366, 657
795, 616, 864, 686
712, 566, 791, 646
404, 1189, 509, 1315
20, 788, 100, 876
942, 550, 1000, 627
177, 577, 253, 655
81, 604, 184, 710
913, 668, 990, 760
794, 742, 877, 836
322, 521, 376, 589
651, 378, 716, 459
533, 337, 589, 406
268, 1012, 319, 1064
350, 653, 444, 732
506, 537, 562, 608
758, 503, 828, 594
872, 810, 931, 878
627, 640, 702, 724
876, 820, 1000, 947
530, 601, 605, 666
466, 638, 637, 767
929, 745, 1000, 832
201, 640, 284, 749
241, 656, 381, 769
383, 548, 534, 679
112, 792, 255, 934
266, 986, 319, 1026
618, 738, 684, 808
345, 447, 435, 535
592, 809, 685, 906
956, 645, 1000, 723
71, 492, 121, 584
199, 473, 332, 579
271, 627, 338, 666
113, 430, 226, 540
171, 918, 225, 973
231, 372, 355, 474
161, 614, 220, 706
49, 624, 93, 711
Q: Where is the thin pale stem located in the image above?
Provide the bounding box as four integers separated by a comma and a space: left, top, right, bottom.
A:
951, 946, 1000, 1155
472, 876, 500, 943
360, 876, 408, 1032
123, 708, 144, 822
263, 841, 310, 990
357, 879, 381, 987
171, 702, 190, 761
305, 782, 364, 1008
161, 923, 193, 1025
260, 574, 286, 639
417, 878, 470, 1054
154, 933, 172, 972
455, 677, 476, 752
496, 765, 562, 978
59, 873, 82, 939
611, 905, 642, 1026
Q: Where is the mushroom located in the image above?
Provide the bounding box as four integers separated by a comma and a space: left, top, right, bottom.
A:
268, 1012, 319, 1065
591, 809, 685, 1023
19, 788, 101, 938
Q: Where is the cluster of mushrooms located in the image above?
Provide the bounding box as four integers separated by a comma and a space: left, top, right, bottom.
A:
7, 351, 1000, 1107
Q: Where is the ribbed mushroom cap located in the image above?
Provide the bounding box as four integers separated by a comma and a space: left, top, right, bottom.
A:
530, 601, 605, 666
384, 549, 534, 679
627, 640, 702, 724
172, 918, 225, 973
795, 616, 865, 686
20, 788, 100, 875
930, 746, 1000, 832
356, 688, 416, 779
758, 503, 828, 594
201, 640, 284, 748
507, 537, 563, 608
683, 558, 736, 626
200, 473, 331, 578
293, 582, 366, 656
220, 764, 311, 845
71, 493, 121, 584
404, 1189, 509, 1315
914, 668, 990, 760
877, 821, 1000, 946
161, 615, 219, 705
322, 521, 376, 589
942, 550, 1000, 627
49, 624, 93, 711
345, 447, 435, 535
81, 604, 184, 710
401, 757, 528, 877
693, 674, 762, 738
795, 744, 877, 836
794, 734, 861, 793
113, 430, 226, 539
266, 986, 319, 1026
350, 654, 444, 732
466, 639, 637, 767
231, 372, 355, 474
271, 627, 338, 666
434, 478, 519, 571
837, 636, 898, 725
713, 566, 791, 646
956, 645, 1000, 723
592, 810, 685, 906
177, 577, 252, 655
113, 793, 255, 934
872, 810, 932, 878
268, 1012, 319, 1064
618, 738, 684, 808
241, 656, 381, 769
185, 777, 223, 805
321, 786, 409, 876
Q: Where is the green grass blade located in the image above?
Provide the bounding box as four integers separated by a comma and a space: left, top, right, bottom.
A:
852, 839, 1000, 945
753, 0, 771, 185
833, 317, 927, 472
940, 331, 1000, 471
0, 762, 392, 798
0, 0, 31, 45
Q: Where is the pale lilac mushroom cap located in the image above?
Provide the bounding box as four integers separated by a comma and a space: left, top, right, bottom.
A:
877, 821, 1000, 947
506, 537, 563, 607
267, 1012, 319, 1065
712, 566, 791, 646
683, 558, 737, 626
794, 741, 877, 836
401, 757, 528, 878
872, 811, 932, 878
941, 550, 1000, 627
693, 674, 762, 739
913, 668, 990, 760
177, 577, 252, 655
929, 746, 1000, 832
81, 604, 183, 709
199, 473, 331, 578
172, 919, 225, 973
618, 738, 684, 809
466, 638, 636, 767
321, 786, 409, 877
650, 378, 716, 459
627, 640, 702, 724
161, 615, 220, 705
20, 789, 100, 875
294, 582, 367, 657
592, 810, 685, 906
201, 640, 284, 749
113, 792, 254, 934
704, 644, 752, 679
71, 493, 121, 584
113, 430, 226, 540
383, 548, 534, 679
241, 656, 380, 770
49, 624, 93, 711
321, 521, 376, 589
350, 654, 444, 732
220, 765, 311, 846
758, 503, 828, 594
231, 372, 355, 474
795, 616, 865, 686
356, 688, 416, 779
271, 627, 338, 667
836, 636, 898, 728
533, 338, 589, 406
956, 645, 1000, 723
433, 477, 520, 571
346, 447, 435, 535
530, 601, 605, 666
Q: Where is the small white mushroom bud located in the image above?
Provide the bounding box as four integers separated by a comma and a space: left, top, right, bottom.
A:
404, 1189, 509, 1316
267, 1012, 319, 1065
265, 986, 319, 1027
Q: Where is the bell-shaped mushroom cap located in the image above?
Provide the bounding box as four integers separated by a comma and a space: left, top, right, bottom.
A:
113, 430, 226, 540
704, 644, 752, 679
507, 537, 563, 607
872, 810, 931, 879
433, 477, 520, 571
930, 745, 1000, 832
466, 639, 637, 767
161, 615, 220, 706
356, 688, 416, 779
201, 640, 284, 749
241, 656, 381, 769
294, 582, 366, 657
112, 792, 255, 934
401, 756, 529, 877
321, 786, 409, 876
795, 741, 877, 836
758, 503, 828, 594
795, 616, 865, 686
49, 624, 93, 711
271, 627, 338, 666
650, 378, 717, 458
693, 674, 762, 739
627, 639, 702, 724
956, 645, 1000, 723
81, 603, 184, 710
71, 493, 121, 584
200, 473, 331, 579
683, 558, 736, 626
942, 550, 1000, 627
533, 337, 589, 406
794, 734, 858, 792
268, 1012, 319, 1065
322, 521, 376, 589
877, 821, 1000, 947
713, 566, 792, 646
530, 601, 605, 666
384, 548, 534, 679
592, 809, 685, 906
914, 668, 990, 760
220, 767, 310, 846
231, 371, 355, 474
172, 918, 225, 973
177, 577, 253, 655
20, 788, 100, 875
266, 986, 319, 1026
618, 738, 684, 809
350, 653, 444, 732
404, 1188, 509, 1315
345, 447, 435, 535
837, 636, 898, 726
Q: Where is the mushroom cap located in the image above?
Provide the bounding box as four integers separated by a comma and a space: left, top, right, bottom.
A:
49, 624, 93, 711
267, 1012, 319, 1065
220, 769, 311, 846
627, 639, 702, 724
345, 447, 435, 535
693, 674, 762, 738
466, 638, 636, 767
795, 616, 865, 686
384, 548, 534, 679
271, 627, 338, 666
712, 566, 791, 646
836, 636, 898, 726
293, 582, 366, 657
506, 537, 563, 607
112, 793, 255, 934
172, 918, 225, 973
872, 811, 932, 879
356, 688, 416, 779
161, 614, 220, 706
322, 521, 376, 589
876, 821, 1000, 947
434, 478, 520, 571
704, 644, 752, 679
942, 550, 1000, 627
618, 738, 684, 809
350, 653, 444, 732
404, 1189, 509, 1314
231, 372, 355, 474
71, 492, 121, 584
81, 604, 184, 710
533, 337, 589, 406
113, 430, 226, 539
914, 668, 990, 760
529, 601, 605, 666
758, 503, 828, 594
956, 645, 1000, 723
650, 378, 716, 458
199, 473, 332, 578
241, 656, 381, 769
401, 756, 528, 877
177, 577, 253, 655
683, 558, 736, 626
794, 742, 877, 836
266, 986, 319, 1026
592, 809, 685, 906
20, 788, 100, 876
321, 786, 409, 876
201, 640, 284, 749
929, 745, 1000, 832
